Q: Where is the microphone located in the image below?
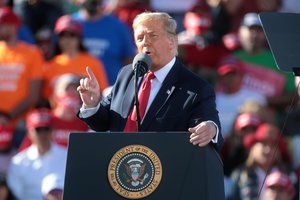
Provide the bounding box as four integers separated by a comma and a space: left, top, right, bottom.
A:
132, 53, 152, 77
132, 53, 152, 131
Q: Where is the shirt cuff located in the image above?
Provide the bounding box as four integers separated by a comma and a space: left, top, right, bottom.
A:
206, 120, 219, 144
79, 103, 100, 118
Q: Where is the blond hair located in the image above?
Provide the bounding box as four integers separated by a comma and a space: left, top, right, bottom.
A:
133, 12, 177, 36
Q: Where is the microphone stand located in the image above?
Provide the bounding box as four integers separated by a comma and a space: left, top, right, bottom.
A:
131, 53, 151, 132
134, 64, 142, 132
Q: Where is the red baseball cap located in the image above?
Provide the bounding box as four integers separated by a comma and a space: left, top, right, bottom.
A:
265, 171, 295, 196
54, 15, 82, 35
235, 113, 262, 132
26, 109, 52, 129
184, 1, 212, 35
255, 123, 281, 143
0, 7, 21, 27
217, 55, 243, 76
243, 123, 281, 148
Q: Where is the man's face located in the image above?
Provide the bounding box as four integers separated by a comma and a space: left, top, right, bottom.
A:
58, 31, 80, 52
134, 20, 177, 71
219, 71, 242, 93
239, 26, 266, 54
251, 140, 278, 168
0, 23, 17, 41
28, 126, 52, 148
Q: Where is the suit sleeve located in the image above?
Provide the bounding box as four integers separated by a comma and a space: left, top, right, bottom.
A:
190, 82, 223, 152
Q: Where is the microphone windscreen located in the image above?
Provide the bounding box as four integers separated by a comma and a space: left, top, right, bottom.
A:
132, 53, 152, 76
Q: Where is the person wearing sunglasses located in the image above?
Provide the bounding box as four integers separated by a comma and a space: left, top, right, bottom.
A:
43, 14, 109, 99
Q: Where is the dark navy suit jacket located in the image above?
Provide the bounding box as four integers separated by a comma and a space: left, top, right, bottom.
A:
80, 58, 223, 151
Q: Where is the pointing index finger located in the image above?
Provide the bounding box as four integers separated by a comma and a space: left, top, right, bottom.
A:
86, 66, 96, 81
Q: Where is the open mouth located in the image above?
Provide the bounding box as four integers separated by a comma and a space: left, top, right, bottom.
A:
145, 51, 151, 55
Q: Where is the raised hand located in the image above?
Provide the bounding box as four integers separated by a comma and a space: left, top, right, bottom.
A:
77, 67, 101, 108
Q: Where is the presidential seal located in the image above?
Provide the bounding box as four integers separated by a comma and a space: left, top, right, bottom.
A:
108, 145, 162, 199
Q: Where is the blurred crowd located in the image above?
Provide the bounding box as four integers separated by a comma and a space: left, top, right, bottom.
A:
0, 0, 299, 199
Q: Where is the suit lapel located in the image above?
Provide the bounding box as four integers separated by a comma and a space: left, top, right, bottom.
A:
121, 75, 143, 117
141, 60, 181, 130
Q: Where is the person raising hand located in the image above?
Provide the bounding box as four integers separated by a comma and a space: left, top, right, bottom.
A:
77, 12, 223, 152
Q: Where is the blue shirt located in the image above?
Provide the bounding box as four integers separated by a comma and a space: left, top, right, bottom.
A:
72, 13, 136, 85
18, 25, 35, 44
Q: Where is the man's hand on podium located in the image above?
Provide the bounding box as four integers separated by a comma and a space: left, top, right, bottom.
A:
189, 121, 217, 147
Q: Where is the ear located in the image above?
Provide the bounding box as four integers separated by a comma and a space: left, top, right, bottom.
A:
168, 35, 177, 49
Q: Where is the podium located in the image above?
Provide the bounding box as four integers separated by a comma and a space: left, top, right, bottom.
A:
62, 132, 225, 200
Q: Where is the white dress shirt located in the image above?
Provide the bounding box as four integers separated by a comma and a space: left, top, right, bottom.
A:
7, 143, 67, 200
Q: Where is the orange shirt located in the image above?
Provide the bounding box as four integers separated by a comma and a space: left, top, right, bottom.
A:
0, 41, 44, 113
44, 52, 109, 98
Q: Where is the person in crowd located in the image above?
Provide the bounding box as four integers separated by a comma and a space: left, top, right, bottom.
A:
0, 7, 44, 125
221, 0, 282, 51
284, 77, 300, 180
7, 108, 67, 200
177, 0, 229, 83
13, 0, 64, 35
232, 13, 297, 121
50, 74, 90, 148
43, 14, 108, 99
0, 173, 16, 200
220, 0, 258, 33
0, 112, 16, 175
215, 55, 266, 138
222, 111, 263, 176
72, 0, 136, 85
205, 0, 231, 42
238, 99, 274, 124
149, 0, 198, 32
0, 0, 35, 44
77, 11, 223, 151
227, 122, 296, 200
34, 27, 55, 61
19, 74, 90, 150
263, 171, 296, 200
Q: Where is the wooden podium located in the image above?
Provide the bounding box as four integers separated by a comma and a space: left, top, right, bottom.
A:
63, 132, 225, 200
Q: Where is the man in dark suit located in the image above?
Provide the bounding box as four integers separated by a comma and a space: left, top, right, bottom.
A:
77, 12, 223, 152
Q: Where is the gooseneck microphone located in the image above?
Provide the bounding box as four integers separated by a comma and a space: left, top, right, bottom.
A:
132, 53, 152, 131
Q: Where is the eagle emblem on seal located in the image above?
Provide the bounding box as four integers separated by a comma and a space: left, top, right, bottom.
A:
125, 158, 149, 187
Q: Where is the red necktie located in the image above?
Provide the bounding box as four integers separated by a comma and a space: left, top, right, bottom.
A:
124, 72, 155, 132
